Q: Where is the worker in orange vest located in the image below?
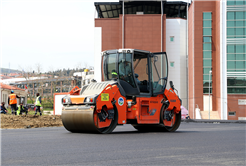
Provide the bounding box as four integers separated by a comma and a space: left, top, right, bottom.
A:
8, 90, 20, 115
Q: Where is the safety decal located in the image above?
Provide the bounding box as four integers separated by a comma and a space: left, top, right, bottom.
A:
149, 109, 157, 116
118, 97, 124, 106
101, 93, 109, 101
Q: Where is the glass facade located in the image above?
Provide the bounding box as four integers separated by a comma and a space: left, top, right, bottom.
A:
203, 12, 212, 94
227, 1, 246, 94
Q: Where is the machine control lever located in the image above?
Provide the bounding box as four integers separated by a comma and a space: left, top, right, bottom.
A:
170, 81, 174, 90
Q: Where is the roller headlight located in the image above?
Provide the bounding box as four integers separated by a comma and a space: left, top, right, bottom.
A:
85, 97, 94, 103
62, 96, 71, 105
84, 95, 98, 104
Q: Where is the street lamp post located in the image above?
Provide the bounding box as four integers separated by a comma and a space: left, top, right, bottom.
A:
208, 70, 212, 120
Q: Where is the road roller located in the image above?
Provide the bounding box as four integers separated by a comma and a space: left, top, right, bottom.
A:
61, 49, 182, 133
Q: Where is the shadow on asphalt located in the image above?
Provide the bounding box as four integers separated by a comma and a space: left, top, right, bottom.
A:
111, 130, 199, 134
62, 130, 198, 135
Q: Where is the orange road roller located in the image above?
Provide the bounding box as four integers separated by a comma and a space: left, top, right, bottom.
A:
61, 49, 182, 133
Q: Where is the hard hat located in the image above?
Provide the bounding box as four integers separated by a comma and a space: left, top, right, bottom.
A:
11, 90, 14, 93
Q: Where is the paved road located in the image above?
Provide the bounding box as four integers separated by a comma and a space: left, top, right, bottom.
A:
1, 122, 245, 165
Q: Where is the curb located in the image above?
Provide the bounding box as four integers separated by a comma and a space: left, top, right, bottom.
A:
181, 119, 246, 124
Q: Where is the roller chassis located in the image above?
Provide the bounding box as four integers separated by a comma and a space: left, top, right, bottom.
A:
61, 49, 182, 134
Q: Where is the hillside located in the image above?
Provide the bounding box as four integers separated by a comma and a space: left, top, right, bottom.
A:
0, 68, 21, 74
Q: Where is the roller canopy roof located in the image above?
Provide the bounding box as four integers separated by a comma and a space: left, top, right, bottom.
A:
94, 1, 188, 19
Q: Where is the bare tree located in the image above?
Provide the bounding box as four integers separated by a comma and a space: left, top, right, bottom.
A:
18, 65, 36, 104
84, 62, 88, 69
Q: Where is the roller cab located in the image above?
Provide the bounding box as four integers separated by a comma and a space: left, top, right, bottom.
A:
61, 49, 182, 133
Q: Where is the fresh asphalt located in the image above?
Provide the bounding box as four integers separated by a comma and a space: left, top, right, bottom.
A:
1, 121, 245, 165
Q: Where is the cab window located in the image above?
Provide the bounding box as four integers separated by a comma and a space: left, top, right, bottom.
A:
118, 53, 136, 88
133, 53, 149, 93
151, 53, 168, 94
104, 53, 117, 80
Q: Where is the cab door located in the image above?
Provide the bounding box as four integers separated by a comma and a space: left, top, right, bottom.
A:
117, 51, 140, 96
138, 52, 168, 124
151, 52, 168, 96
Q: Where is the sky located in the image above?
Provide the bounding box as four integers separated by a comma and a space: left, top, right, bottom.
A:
1, 0, 117, 73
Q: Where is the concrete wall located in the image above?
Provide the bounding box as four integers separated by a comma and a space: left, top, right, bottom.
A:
203, 95, 212, 111
1, 91, 9, 104
166, 18, 188, 109
94, 27, 102, 82
188, 1, 195, 118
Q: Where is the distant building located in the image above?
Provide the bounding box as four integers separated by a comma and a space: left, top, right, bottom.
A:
94, 0, 189, 109
93, 0, 246, 120
73, 70, 95, 86
0, 83, 27, 105
2, 71, 94, 97
188, 0, 246, 120
10, 77, 76, 97
0, 76, 48, 85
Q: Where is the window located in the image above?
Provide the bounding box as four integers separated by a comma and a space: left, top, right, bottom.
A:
151, 53, 168, 94
228, 112, 236, 116
203, 43, 212, 50
203, 51, 212, 58
62, 87, 70, 92
227, 78, 246, 94
105, 53, 117, 80
43, 88, 51, 94
203, 12, 211, 19
227, 44, 246, 74
76, 80, 81, 87
203, 12, 212, 94
118, 53, 136, 88
55, 88, 61, 92
170, 36, 174, 42
28, 83, 33, 88
227, 0, 246, 6
203, 28, 212, 36
227, 11, 246, 38
170, 62, 174, 67
203, 37, 211, 42
134, 53, 149, 93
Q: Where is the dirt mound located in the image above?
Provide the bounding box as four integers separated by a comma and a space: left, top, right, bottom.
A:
1, 114, 63, 129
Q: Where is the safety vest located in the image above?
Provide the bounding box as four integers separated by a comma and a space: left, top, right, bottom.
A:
112, 72, 118, 76
17, 105, 24, 115
35, 96, 42, 106
17, 105, 25, 111
9, 94, 17, 104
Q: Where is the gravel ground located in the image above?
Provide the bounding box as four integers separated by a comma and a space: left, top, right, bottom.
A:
0, 114, 63, 129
